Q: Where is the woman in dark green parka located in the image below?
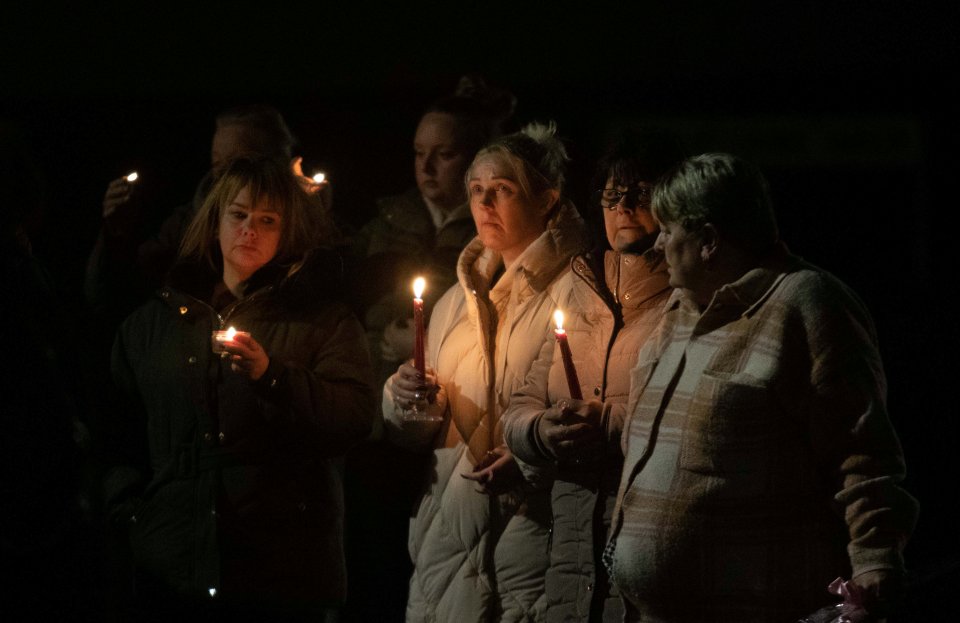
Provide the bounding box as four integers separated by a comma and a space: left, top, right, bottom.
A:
103, 157, 375, 621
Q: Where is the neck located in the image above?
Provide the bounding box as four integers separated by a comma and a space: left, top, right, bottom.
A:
422, 194, 459, 216
222, 264, 249, 298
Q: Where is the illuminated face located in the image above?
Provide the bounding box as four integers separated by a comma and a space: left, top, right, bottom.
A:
654, 219, 706, 295
211, 124, 250, 174
414, 112, 470, 210
468, 157, 548, 264
601, 176, 659, 254
218, 186, 282, 282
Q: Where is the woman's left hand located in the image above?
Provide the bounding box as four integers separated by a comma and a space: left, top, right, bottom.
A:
222, 332, 270, 381
461, 445, 522, 495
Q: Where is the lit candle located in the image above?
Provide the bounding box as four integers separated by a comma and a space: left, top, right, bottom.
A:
312, 172, 326, 184
212, 325, 250, 355
553, 310, 583, 400
412, 277, 426, 377
125, 171, 139, 183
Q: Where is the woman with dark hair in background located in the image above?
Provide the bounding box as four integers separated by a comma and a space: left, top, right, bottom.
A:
502, 127, 685, 622
101, 156, 374, 622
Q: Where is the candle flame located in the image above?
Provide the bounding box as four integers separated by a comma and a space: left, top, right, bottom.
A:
125, 171, 139, 183
413, 277, 426, 299
312, 172, 326, 184
554, 309, 565, 331
225, 326, 237, 340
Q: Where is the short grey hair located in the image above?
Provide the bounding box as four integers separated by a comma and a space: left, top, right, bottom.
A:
652, 153, 779, 252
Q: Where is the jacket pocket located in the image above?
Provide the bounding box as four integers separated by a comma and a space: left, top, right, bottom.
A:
678, 371, 789, 479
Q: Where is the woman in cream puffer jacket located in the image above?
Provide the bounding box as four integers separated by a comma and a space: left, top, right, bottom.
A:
383, 122, 586, 623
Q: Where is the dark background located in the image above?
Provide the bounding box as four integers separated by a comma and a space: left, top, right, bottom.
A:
3, 1, 957, 617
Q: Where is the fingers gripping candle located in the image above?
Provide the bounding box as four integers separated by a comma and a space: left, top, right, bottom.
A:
413, 277, 426, 378
553, 310, 583, 400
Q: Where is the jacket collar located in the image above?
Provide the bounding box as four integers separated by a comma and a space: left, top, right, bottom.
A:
673, 241, 801, 317
161, 246, 346, 311
457, 200, 587, 307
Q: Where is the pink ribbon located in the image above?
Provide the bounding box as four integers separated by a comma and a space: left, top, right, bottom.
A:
826, 577, 869, 623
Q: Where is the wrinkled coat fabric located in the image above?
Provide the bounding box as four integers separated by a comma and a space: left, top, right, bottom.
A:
503, 249, 671, 623
383, 203, 586, 623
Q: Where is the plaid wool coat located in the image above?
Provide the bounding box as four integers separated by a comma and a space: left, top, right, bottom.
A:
606, 244, 918, 623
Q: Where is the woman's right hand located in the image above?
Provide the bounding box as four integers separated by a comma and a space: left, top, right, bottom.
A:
102, 176, 138, 235
537, 398, 604, 462
389, 361, 439, 411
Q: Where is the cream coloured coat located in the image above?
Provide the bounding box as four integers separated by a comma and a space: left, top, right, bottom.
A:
383, 202, 586, 623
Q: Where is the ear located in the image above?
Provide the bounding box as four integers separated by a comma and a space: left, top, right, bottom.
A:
699, 223, 720, 262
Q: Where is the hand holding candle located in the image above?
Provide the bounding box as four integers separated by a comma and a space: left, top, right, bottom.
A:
412, 277, 426, 378
212, 326, 250, 354
212, 326, 270, 381
102, 171, 140, 224
393, 277, 442, 422
553, 310, 583, 400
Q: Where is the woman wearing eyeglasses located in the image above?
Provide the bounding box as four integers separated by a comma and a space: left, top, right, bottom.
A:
502, 128, 685, 622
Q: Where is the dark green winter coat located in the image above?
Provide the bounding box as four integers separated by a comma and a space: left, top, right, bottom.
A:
103, 248, 375, 611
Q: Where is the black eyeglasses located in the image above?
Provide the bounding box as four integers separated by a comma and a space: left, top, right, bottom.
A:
592, 186, 653, 211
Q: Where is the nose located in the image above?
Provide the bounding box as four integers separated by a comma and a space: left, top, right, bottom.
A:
653, 231, 665, 252
477, 188, 497, 208
419, 152, 437, 175
240, 216, 258, 237
615, 199, 635, 214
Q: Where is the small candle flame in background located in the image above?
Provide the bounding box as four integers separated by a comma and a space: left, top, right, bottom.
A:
413, 277, 426, 300
125, 171, 139, 183
554, 309, 565, 331
312, 172, 326, 184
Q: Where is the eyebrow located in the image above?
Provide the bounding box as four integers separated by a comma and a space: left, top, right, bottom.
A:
469, 175, 517, 183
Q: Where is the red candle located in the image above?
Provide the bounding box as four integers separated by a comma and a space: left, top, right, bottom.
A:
553, 310, 583, 400
413, 277, 426, 377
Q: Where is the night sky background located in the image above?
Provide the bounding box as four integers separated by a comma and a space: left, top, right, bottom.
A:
3, 1, 958, 616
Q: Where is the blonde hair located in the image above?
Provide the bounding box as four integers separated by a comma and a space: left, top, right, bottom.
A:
466, 121, 569, 216
178, 157, 333, 272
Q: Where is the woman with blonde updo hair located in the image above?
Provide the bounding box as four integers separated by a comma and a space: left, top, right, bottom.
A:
383, 122, 587, 622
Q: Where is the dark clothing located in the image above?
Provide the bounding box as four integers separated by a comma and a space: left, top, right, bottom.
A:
349, 186, 475, 385
85, 173, 211, 326
103, 249, 376, 614
2, 233, 99, 620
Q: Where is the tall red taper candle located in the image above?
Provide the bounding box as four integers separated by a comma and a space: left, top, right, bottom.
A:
413, 277, 426, 377
553, 310, 583, 400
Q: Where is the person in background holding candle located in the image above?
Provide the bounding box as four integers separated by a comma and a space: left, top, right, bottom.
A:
501, 128, 684, 623
606, 153, 918, 621
383, 122, 587, 622
342, 75, 516, 622
101, 156, 374, 622
85, 105, 320, 336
